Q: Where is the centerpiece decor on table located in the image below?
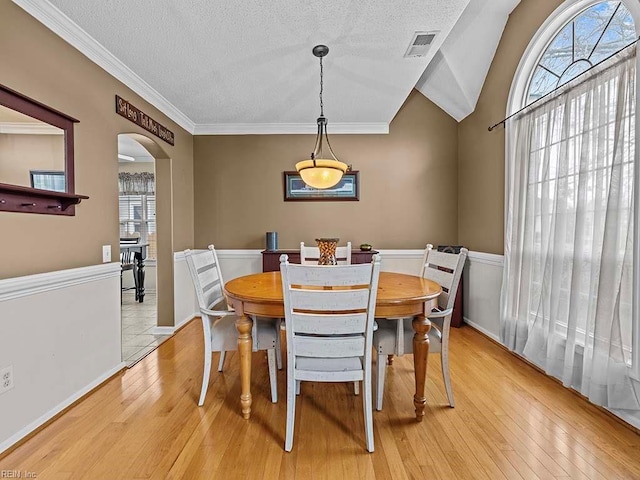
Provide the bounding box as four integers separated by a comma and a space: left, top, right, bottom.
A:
316, 238, 339, 265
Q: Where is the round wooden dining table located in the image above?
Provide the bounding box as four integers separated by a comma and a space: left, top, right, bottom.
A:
224, 271, 441, 422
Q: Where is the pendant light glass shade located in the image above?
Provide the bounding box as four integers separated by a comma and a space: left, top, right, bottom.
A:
296, 158, 348, 189
296, 45, 349, 189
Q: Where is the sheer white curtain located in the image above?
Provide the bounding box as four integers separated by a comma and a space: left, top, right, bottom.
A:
501, 46, 640, 410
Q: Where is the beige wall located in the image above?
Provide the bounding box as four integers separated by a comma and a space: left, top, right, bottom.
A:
1, 0, 560, 278
457, 0, 564, 254
0, 134, 64, 187
194, 90, 458, 250
0, 2, 194, 285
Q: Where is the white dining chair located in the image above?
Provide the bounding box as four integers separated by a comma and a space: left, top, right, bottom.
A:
373, 244, 467, 410
300, 241, 352, 265
280, 253, 381, 452
184, 245, 280, 406
301, 241, 357, 392
300, 243, 360, 390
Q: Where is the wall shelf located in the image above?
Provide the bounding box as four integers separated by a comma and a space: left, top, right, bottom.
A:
0, 183, 88, 216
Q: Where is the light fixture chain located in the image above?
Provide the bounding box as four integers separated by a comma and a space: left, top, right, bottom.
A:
295, 45, 348, 190
319, 56, 324, 117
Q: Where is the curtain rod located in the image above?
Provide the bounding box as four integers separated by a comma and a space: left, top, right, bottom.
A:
487, 37, 639, 132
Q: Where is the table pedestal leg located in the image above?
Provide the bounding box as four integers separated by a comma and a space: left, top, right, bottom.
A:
412, 315, 431, 422
135, 253, 145, 303
236, 313, 253, 419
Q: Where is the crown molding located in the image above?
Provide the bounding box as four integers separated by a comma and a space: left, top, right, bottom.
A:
0, 122, 64, 134
12, 1, 394, 137
12, 0, 196, 134
192, 122, 390, 135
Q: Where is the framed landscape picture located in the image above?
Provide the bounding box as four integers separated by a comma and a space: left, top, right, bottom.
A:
283, 171, 359, 201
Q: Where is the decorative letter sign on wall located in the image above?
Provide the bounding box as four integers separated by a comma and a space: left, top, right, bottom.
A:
115, 95, 175, 146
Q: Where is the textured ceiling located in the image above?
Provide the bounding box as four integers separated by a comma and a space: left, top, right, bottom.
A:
23, 0, 468, 133
15, 0, 521, 132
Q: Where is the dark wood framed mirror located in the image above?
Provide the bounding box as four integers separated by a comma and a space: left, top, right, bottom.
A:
0, 83, 88, 215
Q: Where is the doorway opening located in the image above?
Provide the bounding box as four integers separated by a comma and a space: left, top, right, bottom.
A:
118, 134, 168, 366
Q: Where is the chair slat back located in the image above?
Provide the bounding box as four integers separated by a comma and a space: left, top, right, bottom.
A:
289, 289, 371, 311
300, 242, 352, 265
281, 254, 380, 359
422, 246, 468, 310
120, 249, 134, 266
290, 313, 367, 335
184, 245, 225, 312
294, 335, 365, 358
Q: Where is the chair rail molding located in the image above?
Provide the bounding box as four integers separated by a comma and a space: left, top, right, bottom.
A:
0, 262, 121, 302
467, 250, 504, 267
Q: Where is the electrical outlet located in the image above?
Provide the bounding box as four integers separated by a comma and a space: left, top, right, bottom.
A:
0, 365, 14, 394
102, 245, 111, 263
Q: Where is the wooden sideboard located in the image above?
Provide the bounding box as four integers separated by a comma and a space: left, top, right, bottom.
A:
261, 249, 379, 272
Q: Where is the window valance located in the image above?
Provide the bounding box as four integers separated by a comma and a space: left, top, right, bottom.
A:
118, 172, 155, 195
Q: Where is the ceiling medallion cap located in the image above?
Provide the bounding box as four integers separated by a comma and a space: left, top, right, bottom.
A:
312, 45, 329, 58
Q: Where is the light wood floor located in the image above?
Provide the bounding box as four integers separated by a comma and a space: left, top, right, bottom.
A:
2, 320, 639, 479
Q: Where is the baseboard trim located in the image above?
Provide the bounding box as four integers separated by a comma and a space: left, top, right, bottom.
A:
151, 315, 197, 336
175, 315, 197, 333
463, 316, 501, 343
151, 326, 174, 335
0, 361, 126, 456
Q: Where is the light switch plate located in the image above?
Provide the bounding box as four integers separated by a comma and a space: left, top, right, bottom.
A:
102, 245, 111, 263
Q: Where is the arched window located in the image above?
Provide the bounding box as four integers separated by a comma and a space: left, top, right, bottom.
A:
503, 0, 640, 424
527, 1, 636, 104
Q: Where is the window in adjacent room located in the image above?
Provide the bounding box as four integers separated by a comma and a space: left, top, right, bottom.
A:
118, 172, 156, 260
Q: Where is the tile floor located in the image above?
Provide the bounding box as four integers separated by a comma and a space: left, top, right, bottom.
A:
121, 292, 170, 366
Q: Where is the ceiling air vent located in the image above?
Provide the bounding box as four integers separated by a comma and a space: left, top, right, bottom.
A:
404, 31, 439, 58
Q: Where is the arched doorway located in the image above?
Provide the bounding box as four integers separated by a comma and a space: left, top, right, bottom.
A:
117, 133, 174, 365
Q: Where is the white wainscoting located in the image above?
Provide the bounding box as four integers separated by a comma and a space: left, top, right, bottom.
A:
375, 249, 425, 275
171, 252, 199, 335
380, 249, 503, 341
462, 251, 504, 342
217, 250, 264, 280
178, 249, 505, 343
0, 262, 124, 454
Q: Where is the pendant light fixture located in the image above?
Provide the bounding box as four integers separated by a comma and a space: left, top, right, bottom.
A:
295, 45, 349, 189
